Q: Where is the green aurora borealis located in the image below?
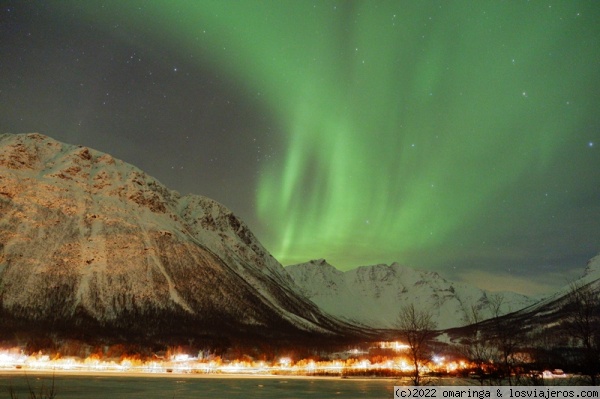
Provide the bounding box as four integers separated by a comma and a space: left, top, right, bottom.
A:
3, 1, 600, 293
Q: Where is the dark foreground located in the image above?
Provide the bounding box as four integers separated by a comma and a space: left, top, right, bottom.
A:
0, 372, 394, 399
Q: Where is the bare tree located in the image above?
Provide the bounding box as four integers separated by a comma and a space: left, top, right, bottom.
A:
563, 282, 600, 385
487, 293, 522, 385
459, 303, 496, 385
397, 303, 437, 386
458, 294, 525, 385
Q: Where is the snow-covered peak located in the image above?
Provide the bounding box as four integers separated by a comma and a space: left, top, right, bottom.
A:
286, 259, 345, 298
287, 260, 536, 330
0, 133, 351, 341
286, 259, 342, 278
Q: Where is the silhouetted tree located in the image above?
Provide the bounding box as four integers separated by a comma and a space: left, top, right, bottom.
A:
397, 303, 437, 386
487, 293, 523, 385
563, 282, 600, 385
459, 303, 496, 385
458, 294, 525, 385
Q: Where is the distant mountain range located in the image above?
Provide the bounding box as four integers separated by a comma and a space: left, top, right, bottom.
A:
286, 259, 536, 330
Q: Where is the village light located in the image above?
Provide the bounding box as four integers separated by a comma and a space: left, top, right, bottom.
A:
0, 345, 472, 376
279, 357, 291, 367
392, 342, 409, 351
432, 355, 445, 365
0, 351, 25, 367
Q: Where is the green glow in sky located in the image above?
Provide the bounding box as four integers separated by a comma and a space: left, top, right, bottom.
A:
61, 1, 600, 287
186, 1, 595, 268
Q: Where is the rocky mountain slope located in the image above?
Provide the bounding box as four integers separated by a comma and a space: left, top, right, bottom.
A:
0, 133, 356, 345
287, 259, 536, 330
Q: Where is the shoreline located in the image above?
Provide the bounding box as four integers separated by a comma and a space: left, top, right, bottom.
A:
0, 368, 402, 381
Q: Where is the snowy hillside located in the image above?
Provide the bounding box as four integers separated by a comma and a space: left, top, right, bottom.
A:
287, 259, 535, 330
0, 133, 354, 343
441, 253, 600, 343
503, 253, 600, 322
583, 253, 600, 281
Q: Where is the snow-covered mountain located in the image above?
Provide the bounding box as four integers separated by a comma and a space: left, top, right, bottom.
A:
286, 259, 536, 330
0, 133, 355, 344
442, 253, 600, 343
498, 253, 600, 328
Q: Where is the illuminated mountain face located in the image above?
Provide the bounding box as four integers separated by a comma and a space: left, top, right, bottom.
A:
287, 259, 535, 330
0, 133, 354, 344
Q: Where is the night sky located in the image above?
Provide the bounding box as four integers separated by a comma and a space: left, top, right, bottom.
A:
1, 1, 599, 295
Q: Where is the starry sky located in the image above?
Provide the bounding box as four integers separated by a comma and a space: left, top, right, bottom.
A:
1, 1, 599, 295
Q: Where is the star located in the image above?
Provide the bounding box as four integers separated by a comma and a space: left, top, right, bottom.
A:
1, 0, 598, 296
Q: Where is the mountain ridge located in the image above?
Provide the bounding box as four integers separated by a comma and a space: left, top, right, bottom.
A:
286, 258, 536, 330
0, 132, 357, 345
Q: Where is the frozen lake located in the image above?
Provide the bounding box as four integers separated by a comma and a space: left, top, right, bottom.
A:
0, 372, 394, 398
